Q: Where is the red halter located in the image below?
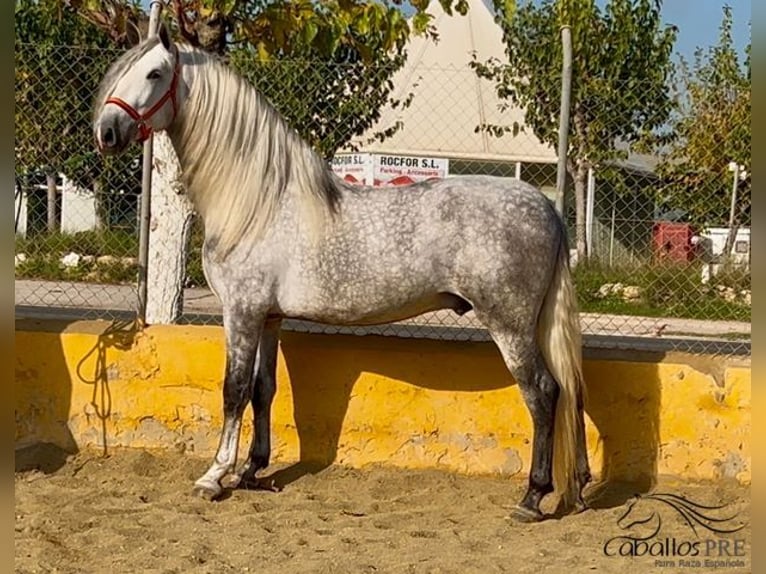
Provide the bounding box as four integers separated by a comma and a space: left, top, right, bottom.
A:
105, 45, 181, 143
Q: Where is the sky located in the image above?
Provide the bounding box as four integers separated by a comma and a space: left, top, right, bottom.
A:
140, 0, 751, 62
629, 0, 750, 62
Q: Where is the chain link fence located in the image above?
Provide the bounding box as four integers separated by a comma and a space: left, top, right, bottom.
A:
15, 42, 750, 354
15, 43, 142, 320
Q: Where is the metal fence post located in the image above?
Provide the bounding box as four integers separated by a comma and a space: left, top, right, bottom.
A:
137, 1, 164, 325
727, 161, 740, 230
555, 25, 572, 216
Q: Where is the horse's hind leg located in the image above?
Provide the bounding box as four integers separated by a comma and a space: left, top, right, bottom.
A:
488, 327, 558, 522
574, 389, 591, 509
231, 319, 281, 490
192, 311, 264, 500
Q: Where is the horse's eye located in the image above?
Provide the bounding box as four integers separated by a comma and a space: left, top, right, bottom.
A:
147, 69, 162, 80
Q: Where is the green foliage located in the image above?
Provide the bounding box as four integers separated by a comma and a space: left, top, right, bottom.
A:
15, 0, 140, 214
15, 230, 140, 284
234, 0, 412, 61
472, 0, 677, 258
574, 259, 750, 322
16, 0, 106, 175
224, 1, 425, 157
16, 256, 140, 284
184, 218, 207, 288
230, 49, 407, 158
649, 6, 750, 228
58, 0, 145, 47
166, 0, 466, 57
16, 229, 139, 257
229, 1, 453, 157
474, 0, 676, 163
16, 255, 139, 284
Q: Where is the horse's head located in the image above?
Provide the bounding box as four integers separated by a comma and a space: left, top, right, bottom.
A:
93, 22, 182, 155
616, 495, 658, 533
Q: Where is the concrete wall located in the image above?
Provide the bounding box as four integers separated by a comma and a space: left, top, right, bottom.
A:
15, 320, 750, 486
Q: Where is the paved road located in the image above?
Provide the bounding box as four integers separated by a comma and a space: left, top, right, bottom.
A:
15, 279, 751, 352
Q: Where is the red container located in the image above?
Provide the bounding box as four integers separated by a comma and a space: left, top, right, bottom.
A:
652, 222, 695, 262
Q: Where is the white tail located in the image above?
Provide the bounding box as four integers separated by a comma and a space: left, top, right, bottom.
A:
536, 239, 585, 509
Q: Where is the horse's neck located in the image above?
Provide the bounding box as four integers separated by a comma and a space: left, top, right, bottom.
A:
164, 57, 252, 205
165, 50, 340, 257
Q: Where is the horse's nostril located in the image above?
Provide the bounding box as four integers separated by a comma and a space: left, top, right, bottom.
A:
103, 126, 116, 147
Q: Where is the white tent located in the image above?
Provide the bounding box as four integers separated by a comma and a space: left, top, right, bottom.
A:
348, 0, 557, 164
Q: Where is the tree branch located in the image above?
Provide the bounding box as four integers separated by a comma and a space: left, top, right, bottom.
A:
171, 0, 199, 46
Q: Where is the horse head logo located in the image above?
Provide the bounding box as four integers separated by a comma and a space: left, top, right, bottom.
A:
616, 492, 746, 539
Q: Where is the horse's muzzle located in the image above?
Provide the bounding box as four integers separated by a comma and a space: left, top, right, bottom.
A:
95, 113, 133, 155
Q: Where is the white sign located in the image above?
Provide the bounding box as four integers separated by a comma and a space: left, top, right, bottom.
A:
330, 153, 373, 185
331, 153, 450, 186
372, 154, 449, 187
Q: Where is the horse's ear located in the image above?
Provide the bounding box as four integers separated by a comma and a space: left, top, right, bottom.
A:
158, 21, 172, 52
125, 19, 143, 47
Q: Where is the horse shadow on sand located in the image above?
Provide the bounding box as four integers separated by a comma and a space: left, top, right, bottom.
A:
254, 329, 664, 512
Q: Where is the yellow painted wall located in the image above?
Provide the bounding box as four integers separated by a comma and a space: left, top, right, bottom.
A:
15, 321, 750, 485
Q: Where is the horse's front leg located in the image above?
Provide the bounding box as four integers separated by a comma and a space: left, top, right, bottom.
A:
229, 318, 281, 490
193, 311, 264, 500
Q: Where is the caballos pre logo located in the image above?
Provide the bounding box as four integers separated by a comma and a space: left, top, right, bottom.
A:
603, 492, 748, 568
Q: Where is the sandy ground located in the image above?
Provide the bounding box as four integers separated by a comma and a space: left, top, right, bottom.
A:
15, 446, 751, 574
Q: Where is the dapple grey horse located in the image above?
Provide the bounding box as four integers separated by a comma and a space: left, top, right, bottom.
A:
93, 24, 590, 521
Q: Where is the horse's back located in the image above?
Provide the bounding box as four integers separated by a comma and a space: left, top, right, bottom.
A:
421, 175, 558, 224
386, 174, 563, 255
344, 174, 560, 233
334, 173, 563, 287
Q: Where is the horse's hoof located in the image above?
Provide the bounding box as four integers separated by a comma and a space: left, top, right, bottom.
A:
573, 499, 590, 515
235, 473, 281, 492
252, 477, 282, 492
509, 505, 544, 523
192, 481, 222, 501
220, 474, 242, 489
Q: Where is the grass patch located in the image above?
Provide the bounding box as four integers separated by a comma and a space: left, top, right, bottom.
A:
15, 230, 139, 284
16, 229, 139, 258
15, 253, 138, 284
574, 259, 750, 322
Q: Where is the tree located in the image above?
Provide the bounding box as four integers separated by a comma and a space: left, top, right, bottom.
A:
15, 0, 140, 233
650, 6, 750, 262
62, 0, 471, 159
472, 0, 677, 260
61, 0, 147, 47
230, 45, 410, 159
65, 0, 468, 57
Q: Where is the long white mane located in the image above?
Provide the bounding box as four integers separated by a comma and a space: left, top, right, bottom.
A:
170, 45, 341, 258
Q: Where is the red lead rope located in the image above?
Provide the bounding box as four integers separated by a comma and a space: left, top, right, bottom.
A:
104, 45, 181, 144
